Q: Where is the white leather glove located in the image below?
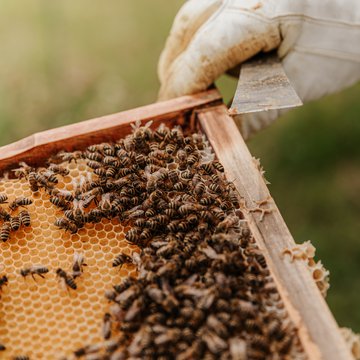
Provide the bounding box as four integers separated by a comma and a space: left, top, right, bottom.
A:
158, 0, 360, 139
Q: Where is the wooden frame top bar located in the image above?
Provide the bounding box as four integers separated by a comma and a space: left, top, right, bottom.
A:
0, 89, 221, 173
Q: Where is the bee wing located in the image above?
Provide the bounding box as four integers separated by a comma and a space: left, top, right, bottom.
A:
144, 120, 153, 129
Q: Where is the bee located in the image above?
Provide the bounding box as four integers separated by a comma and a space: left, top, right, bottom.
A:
9, 197, 32, 211
10, 216, 21, 231
47, 164, 69, 176
168, 169, 178, 183
87, 144, 102, 153
55, 150, 83, 163
208, 183, 221, 193
216, 215, 239, 232
16, 210, 30, 227
200, 162, 214, 174
85, 152, 103, 162
156, 242, 178, 258
0, 275, 8, 291
178, 203, 199, 216
0, 194, 8, 204
56, 268, 77, 290
50, 196, 70, 210
72, 253, 87, 279
154, 328, 181, 346
180, 170, 193, 180
102, 313, 112, 340
0, 208, 10, 221
28, 172, 39, 192
184, 144, 194, 153
174, 182, 186, 191
74, 343, 102, 358
103, 144, 115, 156
0, 222, 11, 242
12, 162, 32, 179
202, 331, 228, 355
40, 170, 58, 184
51, 188, 74, 201
194, 181, 206, 196
20, 265, 49, 280
13, 356, 30, 360
112, 254, 133, 268
0, 343, 5, 351
87, 160, 102, 170
187, 153, 199, 166
54, 218, 78, 234
212, 160, 224, 172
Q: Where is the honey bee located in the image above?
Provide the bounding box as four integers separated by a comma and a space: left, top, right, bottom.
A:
112, 253, 133, 269
54, 150, 83, 163
85, 151, 103, 162
0, 275, 8, 291
56, 268, 77, 290
20, 265, 49, 280
9, 197, 33, 211
87, 160, 102, 170
200, 162, 214, 174
47, 164, 69, 176
54, 218, 78, 234
174, 182, 187, 191
12, 162, 33, 179
208, 183, 221, 193
74, 343, 102, 358
72, 253, 87, 279
103, 143, 115, 156
0, 208, 10, 221
216, 215, 239, 232
0, 222, 11, 242
28, 172, 39, 192
50, 189, 73, 202
40, 170, 58, 184
0, 343, 5, 351
0, 194, 8, 204
102, 313, 112, 340
10, 216, 21, 231
202, 330, 228, 355
50, 196, 70, 210
16, 210, 30, 228
13, 356, 30, 360
212, 160, 224, 172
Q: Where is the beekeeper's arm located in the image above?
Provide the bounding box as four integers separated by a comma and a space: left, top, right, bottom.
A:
158, 0, 360, 139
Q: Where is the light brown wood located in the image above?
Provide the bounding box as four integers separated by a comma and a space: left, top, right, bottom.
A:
198, 105, 353, 360
0, 89, 221, 173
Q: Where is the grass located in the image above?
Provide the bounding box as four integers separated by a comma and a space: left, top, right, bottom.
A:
1, 1, 359, 331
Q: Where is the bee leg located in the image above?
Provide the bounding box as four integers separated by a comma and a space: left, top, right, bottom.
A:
31, 274, 38, 282
38, 274, 45, 279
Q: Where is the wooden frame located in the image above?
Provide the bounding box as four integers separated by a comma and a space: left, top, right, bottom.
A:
0, 90, 352, 359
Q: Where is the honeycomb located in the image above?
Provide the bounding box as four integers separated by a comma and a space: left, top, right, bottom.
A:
282, 240, 330, 297
0, 160, 138, 359
341, 327, 360, 360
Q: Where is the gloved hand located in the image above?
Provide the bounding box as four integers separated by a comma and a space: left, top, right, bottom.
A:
158, 0, 360, 139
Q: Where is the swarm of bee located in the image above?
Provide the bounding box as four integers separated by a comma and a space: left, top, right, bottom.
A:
7, 121, 305, 359
0, 193, 32, 242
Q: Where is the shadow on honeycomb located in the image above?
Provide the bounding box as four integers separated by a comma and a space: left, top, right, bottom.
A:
0, 160, 138, 359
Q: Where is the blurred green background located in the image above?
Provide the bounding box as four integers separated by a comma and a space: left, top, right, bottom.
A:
1, 1, 359, 331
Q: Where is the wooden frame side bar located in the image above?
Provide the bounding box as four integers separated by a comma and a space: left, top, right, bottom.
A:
0, 89, 221, 172
198, 105, 352, 360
